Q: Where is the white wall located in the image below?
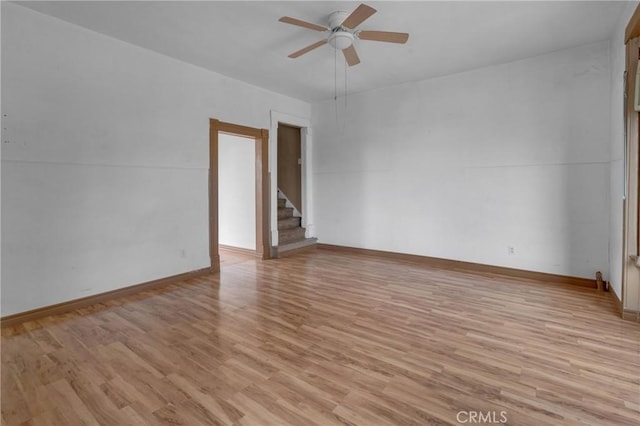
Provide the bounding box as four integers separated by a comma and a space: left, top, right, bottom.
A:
218, 134, 256, 250
312, 41, 611, 280
1, 3, 310, 315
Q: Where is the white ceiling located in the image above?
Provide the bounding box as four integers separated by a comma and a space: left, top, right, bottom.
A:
16, 1, 627, 102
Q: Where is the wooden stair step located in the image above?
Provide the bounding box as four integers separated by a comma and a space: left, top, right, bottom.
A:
277, 207, 294, 219
279, 227, 306, 245
278, 216, 301, 230
277, 198, 286, 208
276, 238, 318, 257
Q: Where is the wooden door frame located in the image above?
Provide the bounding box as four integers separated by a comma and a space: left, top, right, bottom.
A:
616, 5, 640, 322
621, 4, 640, 320
210, 119, 270, 271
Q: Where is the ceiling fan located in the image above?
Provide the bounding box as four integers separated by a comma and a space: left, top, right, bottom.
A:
279, 3, 409, 66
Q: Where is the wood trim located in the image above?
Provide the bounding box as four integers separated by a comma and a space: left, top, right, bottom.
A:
317, 244, 597, 289
622, 34, 640, 316
622, 309, 640, 322
0, 267, 213, 328
210, 120, 220, 272
610, 284, 623, 314
626, 3, 640, 43
218, 122, 263, 139
210, 119, 270, 267
622, 196, 628, 314
627, 40, 640, 259
260, 129, 271, 259
218, 244, 259, 257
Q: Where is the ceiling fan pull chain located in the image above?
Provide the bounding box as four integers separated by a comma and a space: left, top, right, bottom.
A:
334, 47, 340, 128
336, 49, 338, 102
344, 54, 348, 111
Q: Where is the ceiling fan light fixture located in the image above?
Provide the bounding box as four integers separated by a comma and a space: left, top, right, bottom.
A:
328, 31, 354, 50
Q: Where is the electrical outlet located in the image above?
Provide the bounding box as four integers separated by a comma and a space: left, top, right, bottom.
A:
508, 246, 515, 255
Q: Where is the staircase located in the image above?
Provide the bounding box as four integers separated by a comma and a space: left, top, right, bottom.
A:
278, 198, 306, 245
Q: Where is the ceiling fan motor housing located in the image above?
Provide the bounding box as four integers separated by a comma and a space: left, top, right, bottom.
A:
328, 10, 350, 29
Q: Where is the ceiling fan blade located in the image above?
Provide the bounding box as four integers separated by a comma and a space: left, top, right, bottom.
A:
341, 3, 377, 29
342, 45, 360, 66
288, 40, 328, 58
358, 30, 409, 44
279, 16, 327, 32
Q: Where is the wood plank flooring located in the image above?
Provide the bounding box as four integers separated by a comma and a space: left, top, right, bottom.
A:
2, 247, 639, 425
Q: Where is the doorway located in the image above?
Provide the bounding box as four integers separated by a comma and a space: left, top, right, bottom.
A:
269, 111, 315, 250
277, 123, 302, 214
218, 133, 256, 252
209, 119, 270, 271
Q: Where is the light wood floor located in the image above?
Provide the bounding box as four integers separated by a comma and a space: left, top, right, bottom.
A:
2, 247, 639, 425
